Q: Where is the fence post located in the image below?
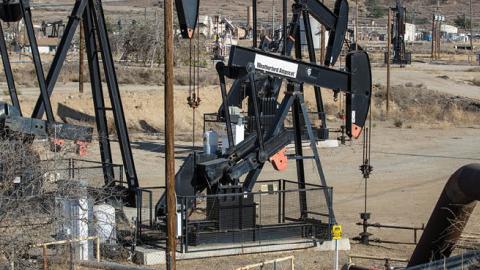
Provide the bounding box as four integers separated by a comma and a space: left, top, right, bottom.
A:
96, 237, 100, 262
43, 245, 48, 270
10, 248, 14, 270
69, 241, 73, 270
149, 191, 153, 228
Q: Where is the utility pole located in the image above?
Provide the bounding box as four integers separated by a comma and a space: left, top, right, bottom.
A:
437, 17, 441, 60
386, 9, 392, 116
165, 0, 176, 267
355, 0, 358, 50
79, 19, 84, 93
431, 14, 435, 60
320, 0, 325, 63
469, 0, 474, 64
272, 0, 275, 36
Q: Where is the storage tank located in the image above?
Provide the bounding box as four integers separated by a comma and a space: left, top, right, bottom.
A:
55, 195, 93, 261
203, 129, 218, 155
93, 204, 116, 243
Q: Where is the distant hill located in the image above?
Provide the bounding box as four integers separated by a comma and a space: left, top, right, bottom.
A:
34, 0, 478, 31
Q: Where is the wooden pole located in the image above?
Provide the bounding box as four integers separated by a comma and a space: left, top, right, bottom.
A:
96, 237, 100, 262
164, 0, 176, 266
79, 19, 84, 93
469, 0, 474, 64
320, 0, 325, 63
386, 9, 392, 116
431, 14, 435, 60
355, 0, 358, 50
43, 245, 48, 270
437, 20, 441, 60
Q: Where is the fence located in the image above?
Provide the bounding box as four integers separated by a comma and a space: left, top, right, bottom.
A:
42, 158, 125, 188
32, 236, 101, 270
135, 186, 166, 237
176, 180, 333, 252
203, 111, 329, 141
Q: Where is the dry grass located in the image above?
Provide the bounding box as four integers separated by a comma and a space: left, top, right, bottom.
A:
1, 63, 218, 87
369, 83, 480, 126
471, 79, 480, 87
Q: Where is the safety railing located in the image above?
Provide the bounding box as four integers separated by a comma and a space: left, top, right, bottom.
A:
176, 179, 333, 253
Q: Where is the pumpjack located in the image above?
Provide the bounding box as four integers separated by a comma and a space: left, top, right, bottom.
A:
384, 0, 412, 65
0, 0, 371, 247
0, 0, 141, 206
155, 0, 371, 245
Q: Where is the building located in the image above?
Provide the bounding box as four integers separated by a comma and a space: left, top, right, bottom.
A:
441, 24, 458, 40
23, 37, 58, 54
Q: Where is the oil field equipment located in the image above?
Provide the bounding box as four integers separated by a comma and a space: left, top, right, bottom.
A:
384, 0, 412, 65
0, 0, 140, 206
153, 0, 372, 249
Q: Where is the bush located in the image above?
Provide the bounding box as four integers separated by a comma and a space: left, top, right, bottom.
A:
366, 0, 385, 18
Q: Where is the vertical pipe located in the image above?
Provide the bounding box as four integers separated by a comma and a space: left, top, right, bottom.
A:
282, 0, 287, 56
386, 10, 391, 116
253, 0, 257, 48
165, 0, 176, 265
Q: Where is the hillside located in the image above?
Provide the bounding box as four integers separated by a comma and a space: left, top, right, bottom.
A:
32, 0, 478, 31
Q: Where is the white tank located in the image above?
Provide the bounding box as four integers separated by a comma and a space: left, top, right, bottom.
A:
203, 129, 218, 155
233, 117, 244, 145
93, 204, 116, 244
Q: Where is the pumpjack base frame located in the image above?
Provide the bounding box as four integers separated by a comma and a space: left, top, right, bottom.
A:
148, 179, 334, 253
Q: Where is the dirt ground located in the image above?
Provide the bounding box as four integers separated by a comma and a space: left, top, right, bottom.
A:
1, 59, 480, 269
87, 123, 479, 270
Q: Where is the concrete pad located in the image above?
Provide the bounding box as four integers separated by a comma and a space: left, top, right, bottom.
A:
315, 239, 351, 251
134, 239, 350, 265
134, 246, 165, 266
317, 139, 340, 148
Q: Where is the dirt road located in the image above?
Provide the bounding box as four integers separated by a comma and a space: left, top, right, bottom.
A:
372, 63, 480, 99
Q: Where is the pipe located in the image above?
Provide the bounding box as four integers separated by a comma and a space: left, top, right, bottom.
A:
74, 260, 157, 270
408, 164, 480, 267
344, 265, 374, 270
